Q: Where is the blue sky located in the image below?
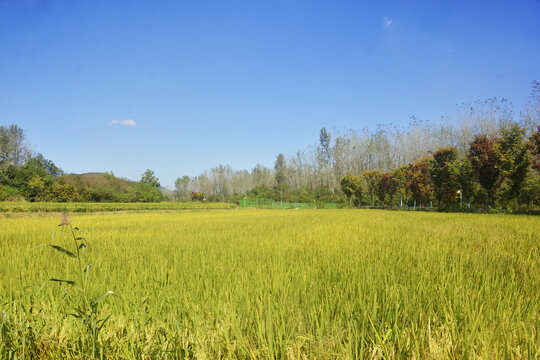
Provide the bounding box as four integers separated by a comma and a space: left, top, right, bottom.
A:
1, 0, 539, 188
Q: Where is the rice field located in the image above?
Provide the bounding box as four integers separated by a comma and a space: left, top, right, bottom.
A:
0, 209, 538, 359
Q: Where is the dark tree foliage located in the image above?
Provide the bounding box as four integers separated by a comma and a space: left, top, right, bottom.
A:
430, 147, 459, 207
406, 157, 433, 206
190, 192, 204, 201
529, 125, 540, 173
390, 166, 411, 206
495, 123, 531, 206
456, 157, 478, 206
467, 136, 502, 206
379, 172, 397, 205
361, 170, 381, 207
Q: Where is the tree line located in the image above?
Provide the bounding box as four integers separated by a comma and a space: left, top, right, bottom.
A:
175, 84, 540, 210
339, 124, 538, 209
2, 82, 539, 209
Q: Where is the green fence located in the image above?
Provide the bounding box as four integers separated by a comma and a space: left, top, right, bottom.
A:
238, 198, 338, 209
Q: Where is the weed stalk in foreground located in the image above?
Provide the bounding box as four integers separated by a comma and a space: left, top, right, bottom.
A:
39, 213, 116, 357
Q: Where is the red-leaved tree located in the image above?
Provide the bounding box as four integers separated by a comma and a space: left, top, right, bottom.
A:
467, 136, 502, 206
406, 157, 433, 207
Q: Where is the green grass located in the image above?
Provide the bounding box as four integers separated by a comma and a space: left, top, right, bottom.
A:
0, 201, 237, 213
0, 210, 538, 359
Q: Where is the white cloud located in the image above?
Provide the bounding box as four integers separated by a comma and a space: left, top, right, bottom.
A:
110, 119, 137, 127
382, 16, 393, 29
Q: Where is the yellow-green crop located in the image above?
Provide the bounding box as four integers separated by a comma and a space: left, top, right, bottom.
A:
0, 210, 538, 359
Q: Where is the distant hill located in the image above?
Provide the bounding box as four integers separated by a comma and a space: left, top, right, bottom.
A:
59, 172, 137, 190
55, 172, 139, 202
58, 172, 170, 202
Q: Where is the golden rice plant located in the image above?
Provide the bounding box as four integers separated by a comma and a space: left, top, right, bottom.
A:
0, 209, 538, 359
